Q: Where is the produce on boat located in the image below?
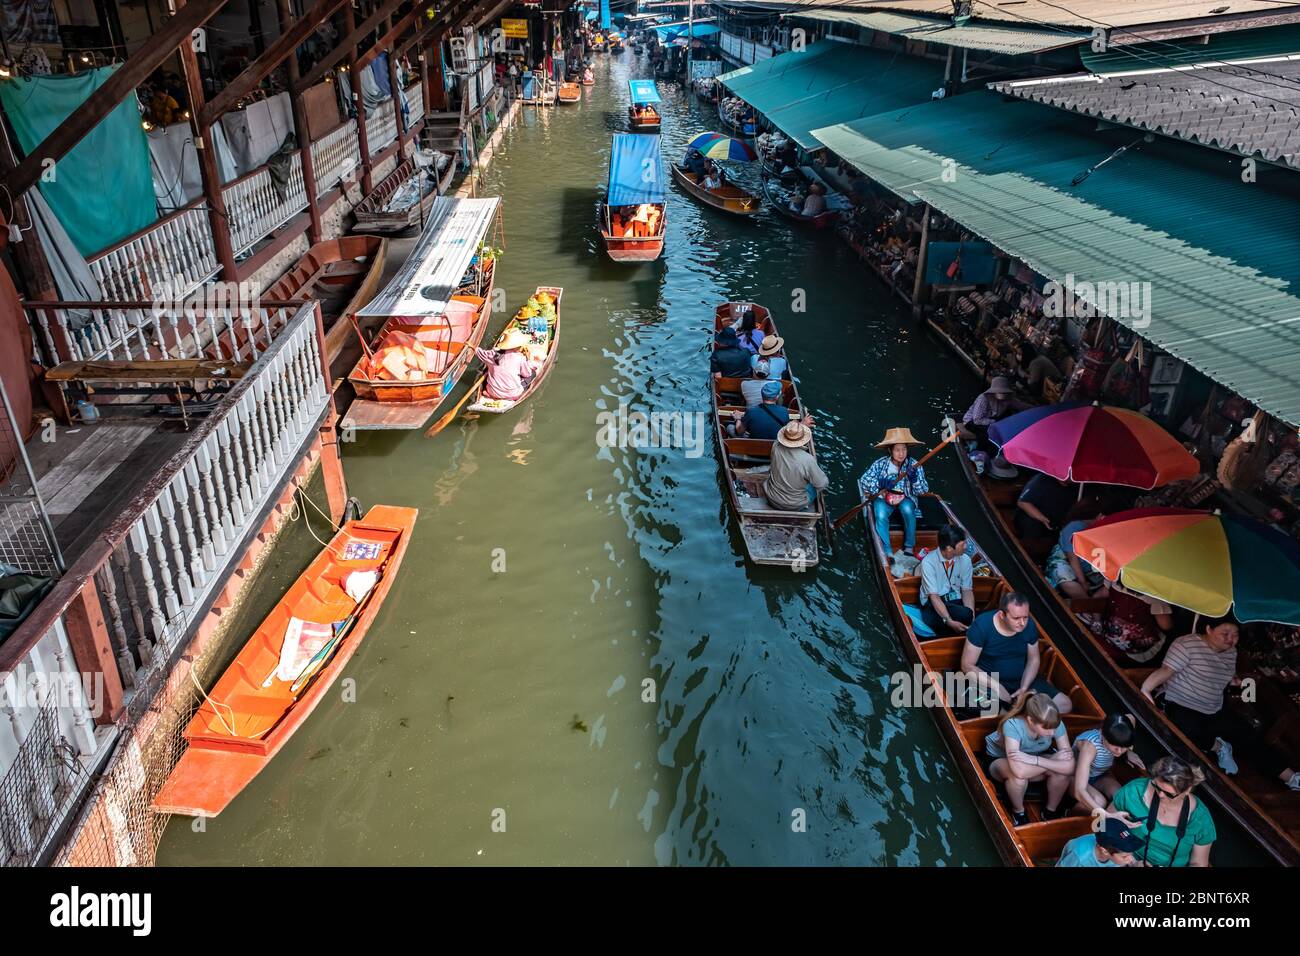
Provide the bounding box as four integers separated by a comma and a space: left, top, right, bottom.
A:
466, 287, 563, 414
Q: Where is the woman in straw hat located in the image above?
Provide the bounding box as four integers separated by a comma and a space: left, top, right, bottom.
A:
960, 376, 1029, 455
858, 427, 930, 556
753, 333, 787, 379
764, 418, 828, 513
474, 328, 541, 402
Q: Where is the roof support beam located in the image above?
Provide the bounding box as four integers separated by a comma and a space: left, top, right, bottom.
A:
294, 0, 425, 94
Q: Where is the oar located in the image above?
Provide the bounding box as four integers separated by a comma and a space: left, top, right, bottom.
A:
831, 431, 959, 532
424, 371, 485, 438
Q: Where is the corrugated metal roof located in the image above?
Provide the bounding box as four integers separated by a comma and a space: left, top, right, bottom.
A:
358, 197, 500, 319
792, 9, 1087, 54
717, 40, 944, 149
813, 92, 1300, 425
991, 61, 1300, 169
1080, 23, 1300, 71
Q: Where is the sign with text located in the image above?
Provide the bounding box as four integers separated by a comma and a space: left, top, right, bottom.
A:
502, 18, 529, 39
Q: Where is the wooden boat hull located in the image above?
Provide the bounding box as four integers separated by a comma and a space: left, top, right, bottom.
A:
264, 235, 388, 382
581, 78, 595, 86
558, 83, 581, 103
863, 491, 1108, 865
153, 504, 418, 817
717, 100, 756, 138
711, 303, 822, 567
466, 286, 562, 414
953, 441, 1300, 866
628, 107, 661, 132
600, 203, 666, 263
672, 165, 760, 216
353, 156, 455, 233
761, 176, 838, 230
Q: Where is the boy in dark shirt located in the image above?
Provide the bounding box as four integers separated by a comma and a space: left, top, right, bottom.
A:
1015, 472, 1076, 540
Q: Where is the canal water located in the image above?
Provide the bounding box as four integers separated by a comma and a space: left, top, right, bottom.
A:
158, 52, 1262, 866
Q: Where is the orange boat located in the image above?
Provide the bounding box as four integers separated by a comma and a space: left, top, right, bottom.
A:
557, 81, 581, 103
153, 504, 418, 817
342, 196, 502, 430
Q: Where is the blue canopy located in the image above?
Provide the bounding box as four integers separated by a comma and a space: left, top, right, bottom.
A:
607, 133, 665, 206
585, 8, 597, 19
628, 79, 661, 105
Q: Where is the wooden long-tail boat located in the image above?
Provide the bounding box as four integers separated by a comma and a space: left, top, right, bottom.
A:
711, 302, 823, 568
761, 176, 838, 230
627, 78, 662, 133
954, 440, 1300, 865
672, 165, 760, 216
600, 133, 667, 263
581, 74, 596, 87
343, 196, 501, 430
352, 154, 455, 234
717, 98, 757, 138
558, 82, 581, 103
865, 489, 1124, 865
466, 287, 562, 415
263, 235, 387, 382
152, 504, 418, 817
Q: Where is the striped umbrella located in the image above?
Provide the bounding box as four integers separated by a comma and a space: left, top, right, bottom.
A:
1073, 508, 1300, 624
988, 402, 1198, 489
687, 132, 757, 161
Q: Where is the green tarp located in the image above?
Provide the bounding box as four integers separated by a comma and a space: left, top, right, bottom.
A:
717, 40, 944, 150
0, 66, 156, 257
813, 91, 1300, 426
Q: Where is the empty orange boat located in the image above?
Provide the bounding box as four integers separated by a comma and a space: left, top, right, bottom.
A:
153, 504, 418, 817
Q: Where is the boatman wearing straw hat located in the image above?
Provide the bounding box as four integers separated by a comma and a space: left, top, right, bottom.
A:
474, 328, 540, 402
764, 418, 828, 512
858, 427, 930, 557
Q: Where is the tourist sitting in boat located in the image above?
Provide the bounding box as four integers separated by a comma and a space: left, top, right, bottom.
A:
1108, 756, 1216, 866
683, 147, 708, 179
961, 376, 1030, 455
800, 183, 828, 218
1045, 498, 1109, 601
1056, 816, 1144, 868
763, 419, 827, 512
859, 428, 929, 557
474, 329, 540, 402
1014, 471, 1076, 540
983, 692, 1076, 826
754, 334, 787, 378
703, 167, 723, 191
733, 308, 765, 354
1072, 713, 1146, 820
918, 524, 975, 635
961, 591, 1073, 714
730, 381, 789, 440
711, 327, 753, 379
740, 360, 774, 408
1140, 615, 1300, 792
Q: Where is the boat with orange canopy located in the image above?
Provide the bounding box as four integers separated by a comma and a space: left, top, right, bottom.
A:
152, 504, 418, 817
342, 197, 501, 430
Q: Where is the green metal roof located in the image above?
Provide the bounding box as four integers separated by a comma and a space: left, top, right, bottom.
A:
717, 40, 944, 150
1081, 23, 1300, 73
794, 9, 1088, 55
813, 91, 1300, 426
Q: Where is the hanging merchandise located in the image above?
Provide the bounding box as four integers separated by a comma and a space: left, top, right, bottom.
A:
0, 66, 156, 256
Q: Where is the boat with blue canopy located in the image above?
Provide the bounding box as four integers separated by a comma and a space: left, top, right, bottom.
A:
628, 79, 662, 132
599, 133, 666, 263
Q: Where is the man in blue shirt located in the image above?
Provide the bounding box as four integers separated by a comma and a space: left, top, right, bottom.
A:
731, 381, 789, 441
1056, 817, 1143, 867
918, 524, 975, 635
960, 591, 1072, 714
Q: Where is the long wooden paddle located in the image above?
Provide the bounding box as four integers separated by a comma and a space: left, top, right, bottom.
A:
424, 372, 485, 438
831, 430, 959, 532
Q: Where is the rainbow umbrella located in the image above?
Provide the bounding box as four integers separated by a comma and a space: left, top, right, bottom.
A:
1072, 508, 1300, 624
687, 132, 757, 161
988, 402, 1198, 488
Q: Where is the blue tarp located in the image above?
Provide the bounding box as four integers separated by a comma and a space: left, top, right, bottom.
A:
657, 23, 719, 39
600, 0, 610, 30
586, 8, 598, 20
628, 79, 661, 105
0, 65, 155, 256
607, 133, 664, 206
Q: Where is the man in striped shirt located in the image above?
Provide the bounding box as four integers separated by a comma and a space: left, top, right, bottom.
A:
1141, 616, 1300, 791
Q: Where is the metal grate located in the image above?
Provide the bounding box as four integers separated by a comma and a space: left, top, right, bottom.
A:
0, 377, 62, 576
0, 700, 81, 866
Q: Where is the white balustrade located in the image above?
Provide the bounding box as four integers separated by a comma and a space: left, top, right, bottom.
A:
366, 105, 398, 152
310, 118, 361, 195
405, 81, 424, 127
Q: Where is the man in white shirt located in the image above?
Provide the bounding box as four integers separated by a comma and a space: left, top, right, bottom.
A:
918, 524, 975, 635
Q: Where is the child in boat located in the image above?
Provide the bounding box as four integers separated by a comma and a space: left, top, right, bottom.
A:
1055, 817, 1144, 868
1071, 712, 1147, 819
474, 328, 540, 403
984, 692, 1076, 827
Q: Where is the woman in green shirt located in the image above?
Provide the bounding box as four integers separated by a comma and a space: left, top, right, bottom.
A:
1108, 756, 1215, 867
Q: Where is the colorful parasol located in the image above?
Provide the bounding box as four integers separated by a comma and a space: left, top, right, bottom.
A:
988, 402, 1198, 488
687, 132, 757, 162
1072, 507, 1300, 624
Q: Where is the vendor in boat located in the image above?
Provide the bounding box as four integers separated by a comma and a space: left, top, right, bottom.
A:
474, 328, 540, 402
858, 427, 929, 557
1071, 713, 1146, 820
983, 692, 1076, 827
961, 376, 1030, 455
763, 419, 828, 513
960, 591, 1073, 715
1140, 615, 1300, 793
754, 334, 788, 378
711, 327, 753, 379
731, 380, 788, 440
918, 524, 975, 635
1014, 471, 1076, 541
800, 183, 828, 218
1107, 756, 1216, 867
583, 65, 594, 84
684, 147, 708, 179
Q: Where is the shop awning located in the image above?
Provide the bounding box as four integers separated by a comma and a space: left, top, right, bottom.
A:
813, 91, 1300, 426
717, 40, 944, 150
793, 10, 1087, 54
629, 79, 661, 104
607, 133, 665, 206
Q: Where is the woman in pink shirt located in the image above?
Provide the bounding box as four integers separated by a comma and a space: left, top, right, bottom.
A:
474, 329, 539, 402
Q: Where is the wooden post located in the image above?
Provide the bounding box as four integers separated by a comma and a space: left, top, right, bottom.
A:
428, 34, 448, 110
387, 23, 405, 145
0, 131, 59, 304
276, 0, 322, 244
911, 203, 931, 318
178, 0, 238, 280
62, 585, 126, 725
345, 1, 374, 194
310, 301, 347, 522
419, 44, 432, 123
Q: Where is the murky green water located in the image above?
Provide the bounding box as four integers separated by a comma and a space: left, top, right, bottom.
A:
158, 53, 1262, 866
